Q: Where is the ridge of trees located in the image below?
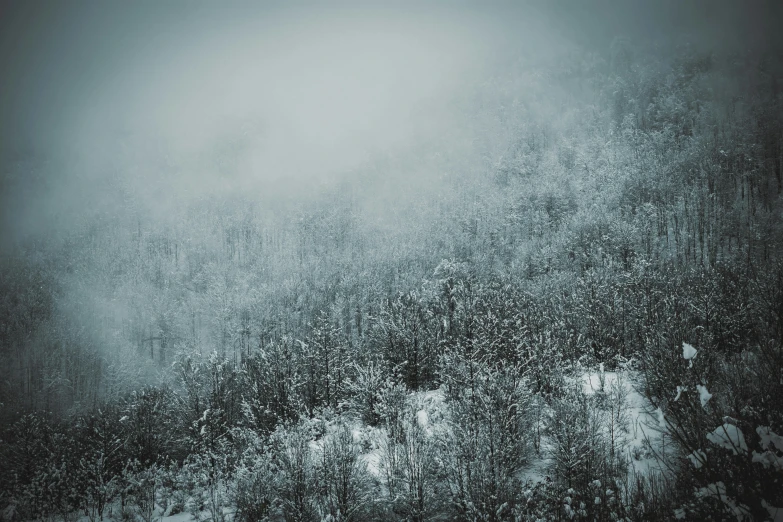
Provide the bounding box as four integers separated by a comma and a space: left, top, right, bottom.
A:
1, 40, 782, 521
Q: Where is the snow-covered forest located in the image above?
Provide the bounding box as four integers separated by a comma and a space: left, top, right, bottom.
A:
1, 1, 782, 521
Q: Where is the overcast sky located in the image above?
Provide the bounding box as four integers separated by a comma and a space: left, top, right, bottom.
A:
0, 0, 780, 251
3, 0, 778, 156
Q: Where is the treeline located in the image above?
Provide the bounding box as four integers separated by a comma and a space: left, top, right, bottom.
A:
2, 258, 781, 520
1, 40, 783, 520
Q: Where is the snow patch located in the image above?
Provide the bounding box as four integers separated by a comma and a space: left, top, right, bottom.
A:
757, 426, 783, 451
752, 425, 783, 470
696, 384, 712, 408
362, 450, 382, 478
687, 449, 707, 469
582, 369, 616, 395
655, 407, 666, 428
706, 424, 747, 455
682, 342, 697, 360
762, 500, 783, 522
416, 409, 429, 428
695, 482, 751, 520
752, 450, 783, 470
581, 369, 668, 476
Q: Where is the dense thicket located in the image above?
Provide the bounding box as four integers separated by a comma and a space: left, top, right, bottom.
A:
2, 40, 783, 521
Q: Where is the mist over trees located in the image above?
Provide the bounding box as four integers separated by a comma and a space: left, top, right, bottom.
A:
2, 1, 783, 521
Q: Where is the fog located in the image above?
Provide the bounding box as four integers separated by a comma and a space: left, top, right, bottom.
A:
0, 2, 513, 246
2, 0, 778, 252
3, 4, 783, 517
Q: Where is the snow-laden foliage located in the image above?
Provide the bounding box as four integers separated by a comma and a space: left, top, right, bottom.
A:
2, 29, 783, 522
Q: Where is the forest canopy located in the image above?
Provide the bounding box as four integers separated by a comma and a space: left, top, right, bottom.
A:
1, 1, 783, 521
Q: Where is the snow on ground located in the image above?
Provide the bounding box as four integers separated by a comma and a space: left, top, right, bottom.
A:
363, 446, 383, 477
70, 504, 233, 522
419, 387, 447, 424
354, 424, 385, 477
581, 368, 670, 476
67, 376, 681, 522
164, 511, 198, 522
517, 367, 671, 486
519, 438, 554, 484
354, 386, 448, 479
417, 408, 429, 428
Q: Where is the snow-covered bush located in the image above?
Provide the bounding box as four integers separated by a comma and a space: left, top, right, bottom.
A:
374, 378, 408, 444
232, 447, 280, 522
241, 341, 302, 435
122, 386, 179, 465
121, 462, 160, 522
180, 450, 229, 522
377, 396, 448, 521
273, 421, 319, 522
1, 413, 55, 521
641, 339, 783, 520
548, 384, 608, 494
71, 408, 126, 522
156, 461, 187, 517
316, 422, 373, 521
439, 348, 533, 520
175, 351, 243, 455
344, 359, 387, 427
